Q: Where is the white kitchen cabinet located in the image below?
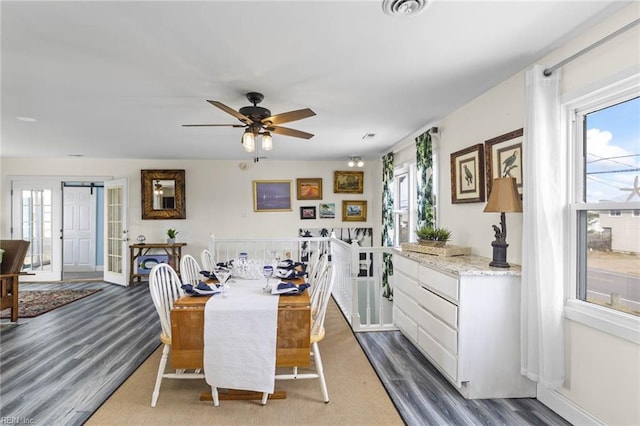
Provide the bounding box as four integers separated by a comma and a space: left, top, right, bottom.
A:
392, 251, 536, 399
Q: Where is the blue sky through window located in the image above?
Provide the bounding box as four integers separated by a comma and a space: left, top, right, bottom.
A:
585, 96, 640, 202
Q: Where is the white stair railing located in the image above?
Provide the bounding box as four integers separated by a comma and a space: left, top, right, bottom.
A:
209, 234, 397, 332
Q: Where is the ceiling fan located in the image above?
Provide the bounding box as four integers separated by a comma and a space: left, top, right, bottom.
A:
183, 92, 316, 154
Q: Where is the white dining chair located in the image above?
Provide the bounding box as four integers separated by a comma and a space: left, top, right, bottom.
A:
201, 249, 216, 272
179, 254, 201, 285
275, 262, 335, 403
148, 263, 204, 407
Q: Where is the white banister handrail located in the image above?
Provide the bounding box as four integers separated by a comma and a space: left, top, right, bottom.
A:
208, 234, 397, 332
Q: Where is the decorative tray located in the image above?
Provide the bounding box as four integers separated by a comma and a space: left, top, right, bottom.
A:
401, 243, 471, 257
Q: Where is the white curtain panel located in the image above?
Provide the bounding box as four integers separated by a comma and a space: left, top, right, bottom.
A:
520, 64, 565, 389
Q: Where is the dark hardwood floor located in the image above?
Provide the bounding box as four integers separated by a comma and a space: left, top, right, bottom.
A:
1, 282, 571, 425
355, 331, 572, 426
0, 281, 160, 425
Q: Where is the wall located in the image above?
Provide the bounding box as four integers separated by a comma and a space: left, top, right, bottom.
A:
390, 3, 639, 424
0, 158, 382, 261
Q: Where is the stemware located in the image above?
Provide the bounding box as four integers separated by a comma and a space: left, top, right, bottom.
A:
213, 267, 231, 295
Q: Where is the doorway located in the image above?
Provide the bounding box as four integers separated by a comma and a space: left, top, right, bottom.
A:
61, 182, 104, 281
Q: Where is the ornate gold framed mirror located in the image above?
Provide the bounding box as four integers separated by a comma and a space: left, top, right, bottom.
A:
141, 169, 186, 219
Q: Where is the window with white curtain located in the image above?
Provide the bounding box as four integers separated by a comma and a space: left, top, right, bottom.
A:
394, 163, 415, 245
570, 87, 640, 320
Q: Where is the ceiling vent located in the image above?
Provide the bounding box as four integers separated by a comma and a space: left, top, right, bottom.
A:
382, 0, 429, 17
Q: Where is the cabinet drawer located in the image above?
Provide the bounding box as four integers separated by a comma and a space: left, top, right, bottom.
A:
394, 288, 420, 323
418, 327, 457, 381
419, 265, 459, 302
394, 271, 419, 299
394, 306, 418, 342
417, 304, 458, 354
395, 255, 419, 280
415, 285, 458, 329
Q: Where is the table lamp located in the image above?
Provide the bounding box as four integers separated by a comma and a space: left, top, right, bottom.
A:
483, 177, 522, 268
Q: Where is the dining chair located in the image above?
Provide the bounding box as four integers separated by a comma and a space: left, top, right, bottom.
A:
148, 263, 204, 407
179, 254, 201, 285
201, 249, 216, 272
275, 262, 335, 403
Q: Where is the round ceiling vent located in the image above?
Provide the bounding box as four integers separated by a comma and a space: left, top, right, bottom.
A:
382, 0, 429, 16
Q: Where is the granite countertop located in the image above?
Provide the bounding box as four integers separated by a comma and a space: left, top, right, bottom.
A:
393, 248, 521, 277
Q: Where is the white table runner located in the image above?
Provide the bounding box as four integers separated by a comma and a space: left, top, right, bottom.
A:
203, 279, 279, 394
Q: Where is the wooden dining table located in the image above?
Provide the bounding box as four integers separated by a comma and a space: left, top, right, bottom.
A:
170, 279, 311, 401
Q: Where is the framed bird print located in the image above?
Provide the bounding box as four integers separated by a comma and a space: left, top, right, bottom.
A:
485, 128, 523, 198
450, 144, 485, 203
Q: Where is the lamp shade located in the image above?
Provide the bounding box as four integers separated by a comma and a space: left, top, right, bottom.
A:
261, 132, 273, 151
483, 177, 522, 213
242, 131, 255, 152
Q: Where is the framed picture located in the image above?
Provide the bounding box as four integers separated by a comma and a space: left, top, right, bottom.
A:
485, 128, 523, 198
136, 255, 169, 274
450, 144, 485, 203
300, 206, 316, 220
253, 180, 292, 212
334, 171, 364, 194
318, 202, 335, 219
342, 200, 367, 221
296, 178, 323, 200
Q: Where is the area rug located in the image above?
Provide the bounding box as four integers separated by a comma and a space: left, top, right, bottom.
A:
0, 289, 102, 319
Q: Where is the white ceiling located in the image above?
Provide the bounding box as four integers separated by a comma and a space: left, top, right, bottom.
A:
0, 0, 627, 162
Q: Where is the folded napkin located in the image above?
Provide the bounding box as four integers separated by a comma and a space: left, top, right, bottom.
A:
270, 281, 310, 295
275, 269, 306, 279
181, 281, 222, 296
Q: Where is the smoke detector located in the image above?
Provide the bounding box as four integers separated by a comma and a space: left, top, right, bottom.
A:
382, 0, 429, 16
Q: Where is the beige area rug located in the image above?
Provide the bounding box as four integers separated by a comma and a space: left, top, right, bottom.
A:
87, 299, 403, 426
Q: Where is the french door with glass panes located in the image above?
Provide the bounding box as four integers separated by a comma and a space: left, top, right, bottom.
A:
11, 180, 62, 281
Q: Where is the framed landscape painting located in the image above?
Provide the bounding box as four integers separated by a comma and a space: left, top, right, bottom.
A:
319, 203, 335, 219
253, 180, 292, 212
334, 171, 364, 194
485, 128, 523, 198
296, 178, 323, 200
342, 200, 367, 221
450, 144, 485, 203
300, 206, 316, 220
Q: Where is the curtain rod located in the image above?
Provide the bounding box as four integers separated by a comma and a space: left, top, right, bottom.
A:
543, 17, 640, 76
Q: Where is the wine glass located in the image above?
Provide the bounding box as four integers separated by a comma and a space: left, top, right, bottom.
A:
213, 267, 231, 295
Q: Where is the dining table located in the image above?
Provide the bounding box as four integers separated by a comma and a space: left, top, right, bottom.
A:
170, 277, 311, 401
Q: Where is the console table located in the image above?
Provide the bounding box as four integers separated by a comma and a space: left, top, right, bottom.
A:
129, 243, 186, 286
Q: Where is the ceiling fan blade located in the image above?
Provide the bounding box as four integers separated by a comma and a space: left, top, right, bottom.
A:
269, 125, 314, 139
182, 124, 246, 127
207, 100, 252, 124
262, 108, 316, 126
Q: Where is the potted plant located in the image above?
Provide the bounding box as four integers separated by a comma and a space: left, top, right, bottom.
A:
416, 226, 452, 247
167, 228, 179, 245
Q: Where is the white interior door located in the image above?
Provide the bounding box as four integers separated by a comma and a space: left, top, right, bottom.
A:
11, 180, 62, 281
103, 178, 129, 286
63, 186, 96, 272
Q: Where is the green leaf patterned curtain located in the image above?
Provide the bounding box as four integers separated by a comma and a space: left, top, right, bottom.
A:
416, 130, 436, 229
381, 152, 394, 300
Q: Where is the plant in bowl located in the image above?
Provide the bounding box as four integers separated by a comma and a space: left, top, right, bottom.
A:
167, 228, 179, 244
416, 226, 452, 247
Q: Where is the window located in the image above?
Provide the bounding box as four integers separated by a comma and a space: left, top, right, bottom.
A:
571, 91, 640, 319
394, 164, 416, 246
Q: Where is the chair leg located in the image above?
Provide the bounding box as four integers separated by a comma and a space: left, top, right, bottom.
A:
261, 392, 269, 405
212, 386, 219, 406
312, 342, 329, 403
151, 344, 170, 407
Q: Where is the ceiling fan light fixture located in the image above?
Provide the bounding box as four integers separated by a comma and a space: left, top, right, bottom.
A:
242, 130, 255, 152
262, 132, 273, 151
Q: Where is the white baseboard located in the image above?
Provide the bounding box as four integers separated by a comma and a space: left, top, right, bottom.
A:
537, 385, 605, 426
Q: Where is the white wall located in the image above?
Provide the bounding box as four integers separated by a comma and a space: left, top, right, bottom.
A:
1, 158, 382, 260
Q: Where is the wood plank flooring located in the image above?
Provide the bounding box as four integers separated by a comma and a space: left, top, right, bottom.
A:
0, 281, 160, 425
1, 283, 572, 425
355, 330, 572, 426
